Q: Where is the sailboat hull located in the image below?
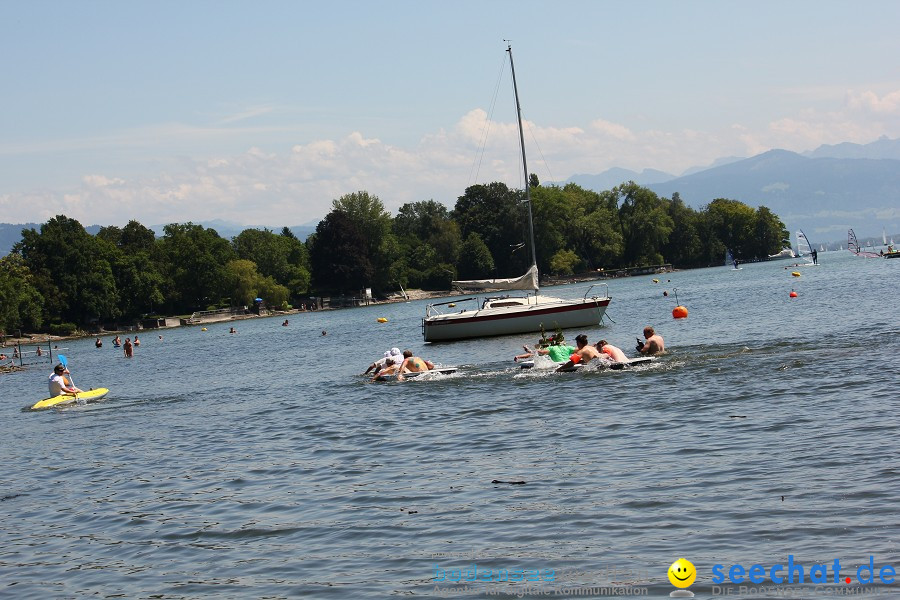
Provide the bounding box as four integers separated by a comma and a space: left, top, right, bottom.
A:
423, 297, 609, 342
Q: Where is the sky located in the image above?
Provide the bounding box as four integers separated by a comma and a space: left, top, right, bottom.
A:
2, 0, 899, 228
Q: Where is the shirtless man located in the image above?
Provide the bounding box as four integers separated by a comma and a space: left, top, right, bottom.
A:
398, 350, 434, 381
596, 339, 628, 363
637, 326, 665, 355
556, 334, 602, 372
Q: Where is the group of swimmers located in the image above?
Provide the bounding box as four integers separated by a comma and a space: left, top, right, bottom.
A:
364, 347, 435, 381
515, 326, 665, 372
96, 334, 139, 357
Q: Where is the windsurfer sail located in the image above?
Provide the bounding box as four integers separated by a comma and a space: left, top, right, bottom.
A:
725, 249, 740, 270
795, 230, 818, 264
848, 228, 880, 258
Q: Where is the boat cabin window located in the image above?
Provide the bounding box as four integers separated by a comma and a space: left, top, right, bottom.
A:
485, 299, 528, 308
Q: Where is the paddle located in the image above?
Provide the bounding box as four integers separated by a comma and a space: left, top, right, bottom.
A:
58, 354, 77, 397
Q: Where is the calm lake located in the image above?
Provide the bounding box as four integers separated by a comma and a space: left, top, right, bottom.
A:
1, 250, 898, 599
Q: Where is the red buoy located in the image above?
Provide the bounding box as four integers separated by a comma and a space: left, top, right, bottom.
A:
672, 305, 688, 319
789, 290, 798, 298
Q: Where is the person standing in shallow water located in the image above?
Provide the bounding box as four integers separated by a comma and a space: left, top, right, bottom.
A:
123, 337, 134, 358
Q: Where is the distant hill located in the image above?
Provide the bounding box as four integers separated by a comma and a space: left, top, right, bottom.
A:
646, 149, 900, 239
804, 135, 900, 160
564, 167, 676, 190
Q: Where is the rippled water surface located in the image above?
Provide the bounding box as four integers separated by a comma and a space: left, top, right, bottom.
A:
2, 251, 898, 599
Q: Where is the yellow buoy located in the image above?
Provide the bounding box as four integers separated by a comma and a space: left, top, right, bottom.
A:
791, 271, 801, 277
377, 317, 388, 323
448, 303, 456, 308
652, 278, 660, 283
201, 327, 207, 331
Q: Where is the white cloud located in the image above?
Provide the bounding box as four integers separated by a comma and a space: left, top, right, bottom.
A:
4, 87, 900, 228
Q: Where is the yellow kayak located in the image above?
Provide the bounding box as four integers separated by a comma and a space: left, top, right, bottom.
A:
31, 388, 109, 410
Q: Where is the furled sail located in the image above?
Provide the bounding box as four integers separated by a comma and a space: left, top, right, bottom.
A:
452, 264, 539, 291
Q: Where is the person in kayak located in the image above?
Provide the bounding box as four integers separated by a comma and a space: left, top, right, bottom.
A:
49, 363, 82, 396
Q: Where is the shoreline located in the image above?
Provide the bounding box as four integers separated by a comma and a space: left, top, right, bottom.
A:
1, 270, 667, 352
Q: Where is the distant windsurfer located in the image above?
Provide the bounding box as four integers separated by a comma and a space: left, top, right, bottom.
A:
811, 249, 818, 264
636, 326, 665, 356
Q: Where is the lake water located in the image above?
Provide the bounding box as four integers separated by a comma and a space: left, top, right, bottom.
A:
1, 251, 898, 599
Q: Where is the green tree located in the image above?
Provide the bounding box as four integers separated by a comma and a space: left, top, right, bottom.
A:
99, 220, 164, 318
0, 254, 44, 332
332, 191, 393, 290
308, 211, 374, 293
548, 249, 580, 275
224, 259, 290, 307
452, 183, 527, 276
614, 182, 674, 266
457, 232, 495, 279
660, 192, 704, 267
703, 198, 757, 261
751, 206, 790, 258
155, 223, 235, 313
16, 215, 119, 325
233, 228, 310, 297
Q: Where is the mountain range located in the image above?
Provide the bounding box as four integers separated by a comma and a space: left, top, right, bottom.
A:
3, 137, 899, 256
565, 136, 900, 242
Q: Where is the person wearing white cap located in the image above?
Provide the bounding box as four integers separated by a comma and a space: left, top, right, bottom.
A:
364, 349, 399, 375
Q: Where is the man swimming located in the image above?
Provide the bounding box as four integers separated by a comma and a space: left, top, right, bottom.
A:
596, 339, 628, 362
636, 326, 665, 355
556, 334, 602, 372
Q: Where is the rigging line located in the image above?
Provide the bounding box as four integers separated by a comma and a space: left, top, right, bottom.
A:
468, 51, 509, 188
522, 110, 556, 185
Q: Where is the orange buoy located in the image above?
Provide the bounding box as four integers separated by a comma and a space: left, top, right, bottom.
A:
789, 291, 798, 298
672, 305, 689, 319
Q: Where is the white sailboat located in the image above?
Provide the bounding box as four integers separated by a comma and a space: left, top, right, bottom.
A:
422, 46, 611, 342
767, 247, 796, 260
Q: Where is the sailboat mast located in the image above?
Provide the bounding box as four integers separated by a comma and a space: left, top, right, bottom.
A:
507, 45, 539, 289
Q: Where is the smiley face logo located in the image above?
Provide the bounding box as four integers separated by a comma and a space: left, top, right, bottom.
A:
667, 558, 696, 588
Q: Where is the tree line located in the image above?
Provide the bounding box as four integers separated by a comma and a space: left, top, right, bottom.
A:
0, 181, 788, 333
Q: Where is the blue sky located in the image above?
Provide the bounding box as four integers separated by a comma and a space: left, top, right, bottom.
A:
2, 0, 899, 227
